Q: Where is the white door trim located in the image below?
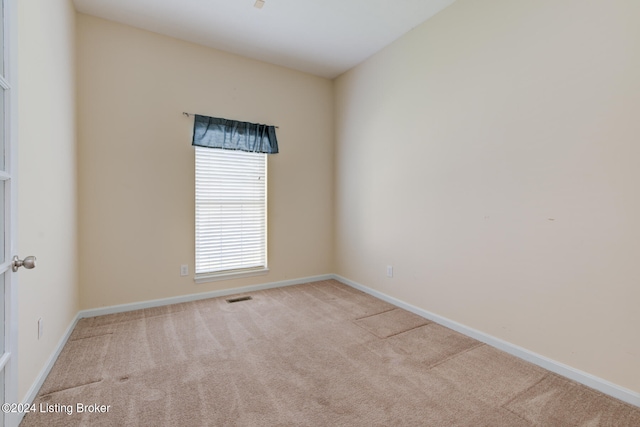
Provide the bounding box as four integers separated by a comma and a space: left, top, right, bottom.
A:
5, 0, 20, 425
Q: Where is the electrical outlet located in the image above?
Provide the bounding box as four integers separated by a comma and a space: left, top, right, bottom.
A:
180, 264, 189, 276
38, 317, 43, 339
386, 265, 393, 278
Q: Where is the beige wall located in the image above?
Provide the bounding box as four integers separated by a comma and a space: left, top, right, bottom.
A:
334, 0, 640, 393
17, 0, 79, 401
76, 15, 334, 309
16, 0, 639, 405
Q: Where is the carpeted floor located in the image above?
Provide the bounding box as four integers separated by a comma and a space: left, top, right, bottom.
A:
20, 279, 640, 426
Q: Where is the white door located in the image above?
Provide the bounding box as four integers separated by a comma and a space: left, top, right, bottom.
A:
1, 1, 20, 426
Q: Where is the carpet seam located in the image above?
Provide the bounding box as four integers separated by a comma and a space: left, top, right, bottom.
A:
70, 332, 114, 341
353, 307, 398, 321
500, 405, 536, 426
86, 310, 187, 327
350, 315, 430, 339
500, 372, 551, 409
39, 379, 104, 397
426, 342, 486, 370
374, 322, 432, 339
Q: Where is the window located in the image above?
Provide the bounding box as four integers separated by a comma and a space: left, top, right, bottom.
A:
190, 113, 277, 282
195, 147, 267, 280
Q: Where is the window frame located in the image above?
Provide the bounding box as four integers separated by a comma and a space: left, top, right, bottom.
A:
194, 147, 269, 283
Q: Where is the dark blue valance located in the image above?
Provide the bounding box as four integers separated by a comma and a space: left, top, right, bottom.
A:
191, 114, 279, 154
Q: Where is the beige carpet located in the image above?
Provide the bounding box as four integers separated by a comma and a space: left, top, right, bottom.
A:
20, 279, 640, 426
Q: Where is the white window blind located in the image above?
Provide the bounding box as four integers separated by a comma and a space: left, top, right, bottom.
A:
195, 147, 267, 275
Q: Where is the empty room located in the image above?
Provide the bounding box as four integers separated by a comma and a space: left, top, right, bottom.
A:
6, 0, 640, 425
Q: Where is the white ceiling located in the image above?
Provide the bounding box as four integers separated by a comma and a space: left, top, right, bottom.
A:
73, 0, 456, 79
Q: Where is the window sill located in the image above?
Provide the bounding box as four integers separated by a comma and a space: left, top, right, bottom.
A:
195, 268, 269, 284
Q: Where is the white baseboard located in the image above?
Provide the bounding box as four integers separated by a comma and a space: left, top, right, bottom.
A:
77, 274, 334, 319
19, 313, 81, 425
333, 274, 640, 408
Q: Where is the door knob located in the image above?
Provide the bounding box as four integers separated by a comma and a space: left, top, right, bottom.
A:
12, 255, 36, 272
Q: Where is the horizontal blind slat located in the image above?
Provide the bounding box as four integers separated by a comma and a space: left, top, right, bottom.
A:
195, 147, 267, 274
